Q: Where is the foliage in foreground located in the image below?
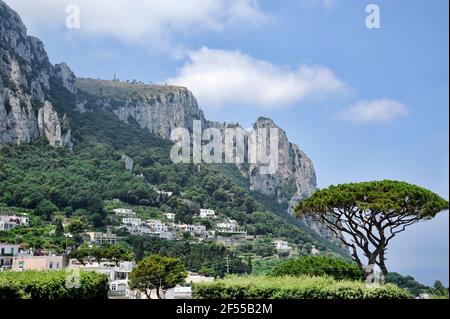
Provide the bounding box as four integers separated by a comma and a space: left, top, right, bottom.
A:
0, 270, 109, 300
193, 275, 410, 299
269, 256, 364, 281
129, 255, 187, 299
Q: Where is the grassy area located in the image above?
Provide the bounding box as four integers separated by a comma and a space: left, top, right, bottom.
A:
193, 275, 411, 299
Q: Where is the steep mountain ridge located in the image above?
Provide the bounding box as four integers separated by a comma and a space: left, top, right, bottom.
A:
0, 0, 340, 245
0, 0, 73, 149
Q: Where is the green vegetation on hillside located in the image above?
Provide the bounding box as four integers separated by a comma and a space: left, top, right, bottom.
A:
193, 275, 410, 299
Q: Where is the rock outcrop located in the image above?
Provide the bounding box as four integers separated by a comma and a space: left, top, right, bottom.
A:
121, 154, 134, 172
76, 78, 206, 140
0, 0, 73, 149
37, 101, 73, 150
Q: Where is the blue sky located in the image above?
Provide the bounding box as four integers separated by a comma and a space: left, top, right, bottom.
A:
5, 0, 448, 285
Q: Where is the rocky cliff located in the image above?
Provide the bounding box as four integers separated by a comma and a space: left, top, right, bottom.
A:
76, 78, 205, 139
0, 0, 73, 149
0, 0, 337, 243
74, 77, 338, 240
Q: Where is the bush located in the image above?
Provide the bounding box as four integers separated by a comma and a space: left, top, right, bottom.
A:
0, 270, 109, 300
269, 256, 364, 281
193, 275, 410, 299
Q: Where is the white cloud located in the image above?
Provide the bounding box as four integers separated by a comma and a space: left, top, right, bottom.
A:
167, 47, 346, 109
5, 0, 270, 45
338, 99, 408, 124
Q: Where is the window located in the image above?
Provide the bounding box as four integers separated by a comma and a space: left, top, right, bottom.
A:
49, 261, 53, 269
56, 262, 60, 269
111, 284, 117, 291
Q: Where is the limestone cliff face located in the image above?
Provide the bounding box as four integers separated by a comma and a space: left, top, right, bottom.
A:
76, 78, 206, 140
112, 88, 205, 139
247, 117, 316, 203
0, 0, 73, 149
37, 101, 73, 150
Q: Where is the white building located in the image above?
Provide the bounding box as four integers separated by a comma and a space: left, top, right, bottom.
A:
122, 217, 142, 226
113, 208, 135, 217
124, 225, 153, 235
85, 231, 122, 245
274, 239, 292, 252
146, 219, 167, 232
0, 220, 16, 231
0, 214, 29, 230
176, 224, 207, 236
69, 260, 135, 297
216, 219, 239, 232
199, 209, 216, 219
193, 225, 207, 235
0, 243, 19, 270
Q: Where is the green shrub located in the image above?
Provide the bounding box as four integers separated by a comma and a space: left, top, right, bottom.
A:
0, 270, 109, 300
193, 275, 410, 299
269, 256, 364, 281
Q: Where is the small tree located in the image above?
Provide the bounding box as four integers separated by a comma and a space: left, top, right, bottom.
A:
54, 218, 64, 237
104, 244, 134, 265
295, 180, 448, 283
129, 255, 187, 299
67, 218, 87, 234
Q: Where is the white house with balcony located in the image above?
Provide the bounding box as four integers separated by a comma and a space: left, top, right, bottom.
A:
199, 209, 216, 219
0, 243, 19, 270
68, 260, 135, 297
122, 217, 142, 226
146, 219, 167, 232
0, 220, 16, 231
0, 214, 29, 230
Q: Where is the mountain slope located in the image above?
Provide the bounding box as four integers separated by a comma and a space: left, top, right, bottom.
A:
0, 0, 345, 254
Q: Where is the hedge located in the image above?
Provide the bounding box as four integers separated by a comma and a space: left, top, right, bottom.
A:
0, 270, 109, 299
193, 275, 411, 299
269, 256, 364, 281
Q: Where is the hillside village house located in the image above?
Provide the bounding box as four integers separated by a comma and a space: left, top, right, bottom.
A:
146, 219, 167, 232
199, 209, 216, 219
176, 224, 207, 235
113, 208, 135, 216
12, 254, 67, 271
274, 239, 292, 252
0, 214, 29, 231
69, 260, 135, 297
122, 217, 142, 226
216, 219, 239, 232
85, 231, 122, 245
0, 220, 15, 231
1, 243, 66, 271
0, 243, 19, 270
